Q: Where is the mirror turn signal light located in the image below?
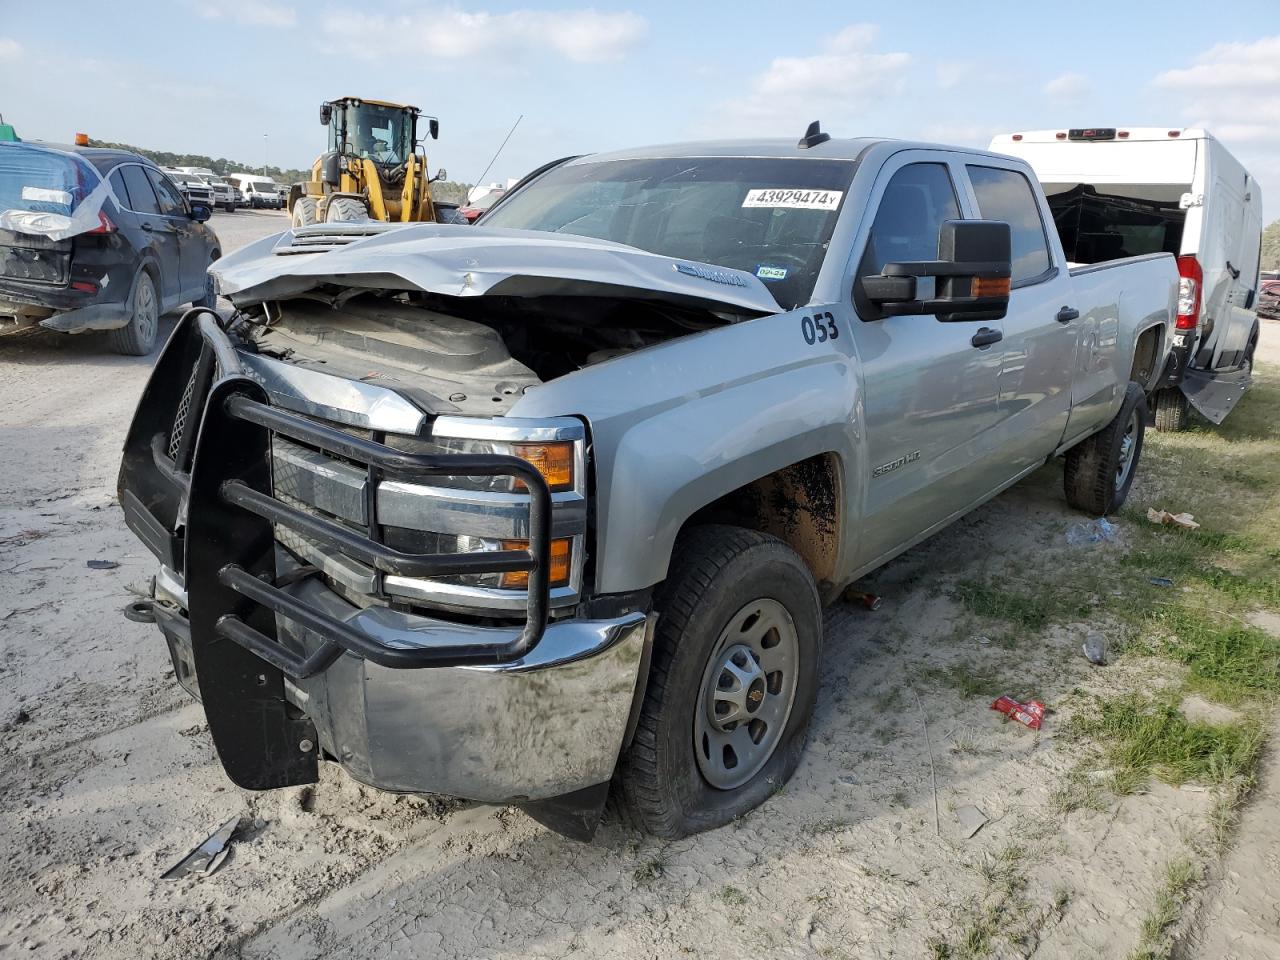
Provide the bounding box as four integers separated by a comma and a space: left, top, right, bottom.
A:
971, 276, 1011, 297
500, 537, 572, 589
511, 442, 574, 491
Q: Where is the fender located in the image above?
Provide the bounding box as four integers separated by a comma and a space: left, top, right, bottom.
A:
512, 306, 863, 594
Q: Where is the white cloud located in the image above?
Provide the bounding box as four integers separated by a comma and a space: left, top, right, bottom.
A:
0, 37, 22, 60
1153, 36, 1280, 222
710, 24, 911, 134
321, 7, 648, 64
1044, 72, 1088, 100
198, 1, 296, 28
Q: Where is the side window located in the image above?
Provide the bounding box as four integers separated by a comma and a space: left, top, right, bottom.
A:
119, 164, 161, 216
862, 163, 961, 274
966, 166, 1052, 283
147, 168, 186, 216
107, 168, 131, 209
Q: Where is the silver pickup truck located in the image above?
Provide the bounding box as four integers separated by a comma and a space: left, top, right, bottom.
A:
119, 130, 1178, 840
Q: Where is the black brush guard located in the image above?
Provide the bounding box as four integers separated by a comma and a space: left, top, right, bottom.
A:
118, 310, 554, 789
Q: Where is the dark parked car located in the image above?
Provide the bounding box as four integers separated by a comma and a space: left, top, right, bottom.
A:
0, 142, 219, 355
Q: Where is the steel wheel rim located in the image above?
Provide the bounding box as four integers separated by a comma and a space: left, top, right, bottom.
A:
135, 276, 157, 343
1115, 409, 1140, 491
694, 598, 799, 790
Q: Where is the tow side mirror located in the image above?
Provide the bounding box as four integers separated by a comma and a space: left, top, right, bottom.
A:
430, 167, 447, 183
863, 220, 1011, 322
189, 203, 212, 223
319, 102, 332, 126
428, 118, 439, 140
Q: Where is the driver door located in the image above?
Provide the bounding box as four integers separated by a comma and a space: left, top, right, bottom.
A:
846, 154, 1005, 567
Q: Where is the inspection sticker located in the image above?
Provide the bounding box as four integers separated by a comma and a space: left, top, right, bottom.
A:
742, 188, 842, 210
755, 265, 788, 281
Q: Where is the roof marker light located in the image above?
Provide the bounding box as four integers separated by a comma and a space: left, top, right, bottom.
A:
1011, 134, 1023, 141
1055, 132, 1066, 140
1168, 130, 1181, 137
1118, 130, 1130, 138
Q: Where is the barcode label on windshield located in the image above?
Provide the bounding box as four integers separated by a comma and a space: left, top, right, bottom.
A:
742, 188, 842, 210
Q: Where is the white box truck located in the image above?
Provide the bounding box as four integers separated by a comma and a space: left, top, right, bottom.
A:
990, 127, 1263, 429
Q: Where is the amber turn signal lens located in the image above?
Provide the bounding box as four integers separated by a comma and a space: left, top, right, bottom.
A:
972, 276, 1011, 297
511, 442, 574, 492
500, 537, 572, 589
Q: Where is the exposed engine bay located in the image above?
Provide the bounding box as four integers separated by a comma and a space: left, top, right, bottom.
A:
233, 288, 736, 415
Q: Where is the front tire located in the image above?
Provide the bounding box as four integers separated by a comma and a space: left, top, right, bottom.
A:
292, 197, 318, 229
107, 269, 159, 356
1064, 381, 1147, 515
325, 197, 369, 223
616, 526, 821, 838
1152, 387, 1189, 432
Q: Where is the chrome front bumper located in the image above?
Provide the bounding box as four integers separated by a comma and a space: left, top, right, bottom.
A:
153, 567, 652, 803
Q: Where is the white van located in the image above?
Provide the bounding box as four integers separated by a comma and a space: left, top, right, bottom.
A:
990, 127, 1263, 429
229, 173, 283, 210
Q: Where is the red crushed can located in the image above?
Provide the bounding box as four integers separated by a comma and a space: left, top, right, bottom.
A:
991, 695, 1045, 730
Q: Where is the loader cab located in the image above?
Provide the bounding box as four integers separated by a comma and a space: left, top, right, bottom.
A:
322, 98, 434, 169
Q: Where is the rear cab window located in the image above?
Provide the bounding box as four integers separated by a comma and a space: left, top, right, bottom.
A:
965, 165, 1053, 284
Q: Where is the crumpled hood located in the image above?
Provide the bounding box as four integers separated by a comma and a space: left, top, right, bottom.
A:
212, 222, 780, 316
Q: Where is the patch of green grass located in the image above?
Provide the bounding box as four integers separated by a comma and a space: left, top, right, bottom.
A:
1154, 608, 1280, 701
932, 846, 1040, 959
632, 857, 665, 884
1128, 857, 1200, 960
717, 885, 748, 906
951, 580, 1090, 631
920, 662, 1000, 699
1064, 694, 1263, 790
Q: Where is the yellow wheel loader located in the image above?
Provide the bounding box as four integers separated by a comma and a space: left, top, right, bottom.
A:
288, 97, 447, 227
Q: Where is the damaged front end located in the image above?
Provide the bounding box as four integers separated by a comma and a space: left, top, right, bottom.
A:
117, 223, 767, 838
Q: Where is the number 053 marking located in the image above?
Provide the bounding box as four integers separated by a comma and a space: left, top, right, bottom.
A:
801, 311, 839, 344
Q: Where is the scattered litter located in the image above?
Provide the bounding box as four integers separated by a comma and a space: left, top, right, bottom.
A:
1066, 517, 1118, 545
835, 774, 858, 788
1082, 631, 1108, 666
954, 804, 989, 839
161, 816, 240, 880
991, 695, 1045, 730
1147, 577, 1175, 588
86, 559, 119, 570
973, 635, 992, 646
1146, 507, 1200, 530
843, 588, 883, 611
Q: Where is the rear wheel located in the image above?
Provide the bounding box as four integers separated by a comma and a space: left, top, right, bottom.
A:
292, 197, 318, 229
107, 270, 159, 356
1152, 387, 1189, 432
325, 197, 369, 224
616, 526, 821, 838
1064, 381, 1146, 515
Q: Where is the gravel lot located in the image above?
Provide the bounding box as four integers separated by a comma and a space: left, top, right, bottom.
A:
1, 211, 1275, 959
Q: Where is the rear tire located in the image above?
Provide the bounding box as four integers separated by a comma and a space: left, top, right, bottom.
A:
1064, 381, 1147, 515
107, 270, 159, 357
616, 525, 821, 838
292, 197, 318, 229
1152, 387, 1189, 432
325, 197, 369, 224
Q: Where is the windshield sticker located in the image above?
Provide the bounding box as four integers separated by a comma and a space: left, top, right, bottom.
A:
742, 188, 843, 211
674, 262, 750, 287
755, 265, 788, 281
21, 186, 72, 205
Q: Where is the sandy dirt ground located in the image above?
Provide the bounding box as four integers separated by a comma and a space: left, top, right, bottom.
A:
0, 216, 1275, 959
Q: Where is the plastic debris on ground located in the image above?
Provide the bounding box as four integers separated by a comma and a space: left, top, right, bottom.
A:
954, 804, 989, 839
1148, 576, 1175, 588
86, 559, 119, 570
1082, 631, 1108, 665
161, 816, 240, 880
991, 695, 1046, 730
843, 588, 883, 611
1146, 507, 1200, 530
1066, 517, 1118, 545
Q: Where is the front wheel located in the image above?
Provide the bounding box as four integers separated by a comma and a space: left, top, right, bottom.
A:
325, 197, 369, 223
292, 197, 318, 229
1064, 381, 1147, 515
616, 526, 821, 838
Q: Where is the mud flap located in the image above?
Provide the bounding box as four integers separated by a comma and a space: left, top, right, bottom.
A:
186, 377, 319, 790
1181, 364, 1252, 425
517, 782, 610, 842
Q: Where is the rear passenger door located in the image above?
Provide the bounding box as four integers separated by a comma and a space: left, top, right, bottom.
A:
961, 162, 1076, 475
116, 163, 182, 308
146, 168, 207, 303
847, 154, 1006, 566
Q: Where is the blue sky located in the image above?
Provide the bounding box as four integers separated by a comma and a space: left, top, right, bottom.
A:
2, 1, 1277, 219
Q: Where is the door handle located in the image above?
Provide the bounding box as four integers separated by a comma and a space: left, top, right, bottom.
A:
1056, 306, 1080, 323
971, 327, 1003, 348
